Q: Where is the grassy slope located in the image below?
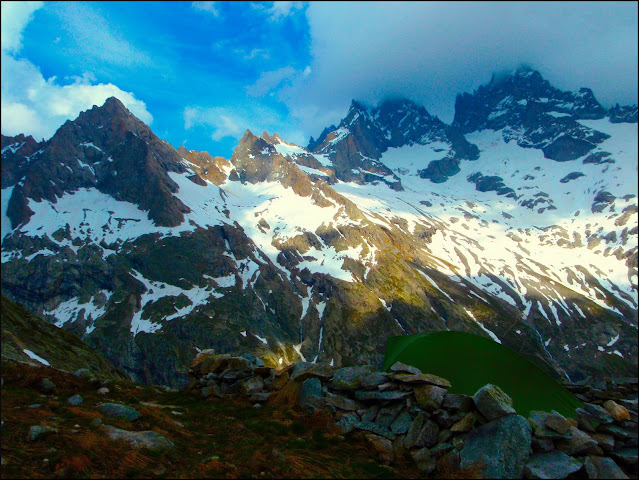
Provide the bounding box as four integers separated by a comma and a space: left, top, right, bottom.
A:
0, 361, 431, 479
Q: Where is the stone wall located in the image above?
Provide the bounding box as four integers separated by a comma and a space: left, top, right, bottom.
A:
188, 351, 638, 479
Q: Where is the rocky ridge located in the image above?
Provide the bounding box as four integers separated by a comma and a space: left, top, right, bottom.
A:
1, 67, 637, 388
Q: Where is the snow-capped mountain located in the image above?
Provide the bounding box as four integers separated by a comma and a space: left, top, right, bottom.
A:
1, 68, 636, 386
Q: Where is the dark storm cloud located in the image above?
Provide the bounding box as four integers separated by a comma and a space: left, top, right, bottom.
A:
286, 1, 638, 138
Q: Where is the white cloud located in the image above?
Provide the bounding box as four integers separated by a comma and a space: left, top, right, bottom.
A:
246, 66, 297, 97
53, 2, 151, 67
192, 1, 220, 16
0, 4, 153, 141
251, 1, 305, 21
184, 106, 243, 141
1, 1, 43, 53
286, 1, 638, 136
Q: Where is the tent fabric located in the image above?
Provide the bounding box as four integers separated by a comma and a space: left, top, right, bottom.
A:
382, 331, 583, 419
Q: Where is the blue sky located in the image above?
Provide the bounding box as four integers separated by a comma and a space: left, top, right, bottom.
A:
1, 1, 637, 158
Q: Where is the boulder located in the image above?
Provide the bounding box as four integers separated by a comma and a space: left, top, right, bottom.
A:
556, 426, 597, 456
331, 366, 375, 390
524, 451, 582, 479
97, 403, 142, 422
299, 377, 324, 413
67, 395, 83, 406
473, 384, 516, 421
603, 400, 631, 422
460, 414, 532, 479
101, 425, 174, 450
364, 434, 394, 465
413, 384, 447, 411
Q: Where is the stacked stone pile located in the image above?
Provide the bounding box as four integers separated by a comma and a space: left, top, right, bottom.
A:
188, 352, 638, 479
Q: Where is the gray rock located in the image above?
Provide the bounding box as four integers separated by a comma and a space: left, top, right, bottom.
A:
97, 403, 142, 422
101, 425, 174, 450
524, 451, 582, 479
97, 387, 109, 395
610, 448, 638, 465
289, 362, 316, 381
532, 437, 555, 453
529, 411, 572, 439
597, 424, 638, 440
544, 410, 572, 434
442, 393, 474, 412
390, 409, 413, 435
331, 365, 375, 390
250, 392, 271, 403
450, 412, 475, 433
201, 384, 223, 399
28, 425, 58, 441
390, 372, 451, 388
389, 361, 421, 375
580, 403, 614, 424
365, 434, 394, 464
360, 372, 389, 390
473, 384, 516, 421
325, 392, 361, 411
375, 403, 404, 428
67, 395, 83, 406
336, 413, 359, 434
39, 378, 56, 393
584, 455, 630, 478
413, 384, 447, 410
74, 368, 92, 378
359, 405, 380, 422
299, 377, 324, 413
355, 389, 411, 402
556, 426, 597, 456
431, 442, 454, 458
590, 432, 615, 451
354, 421, 395, 440
405, 413, 439, 448
241, 376, 264, 395
460, 414, 532, 479
411, 447, 437, 473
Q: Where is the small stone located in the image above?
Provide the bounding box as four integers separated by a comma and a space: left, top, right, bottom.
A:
360, 372, 389, 390
39, 378, 56, 393
543, 410, 572, 435
325, 392, 361, 411
529, 411, 571, 439
390, 409, 413, 435
585, 455, 630, 479
299, 377, 324, 413
90, 418, 103, 426
411, 447, 437, 473
355, 390, 411, 402
97, 387, 109, 395
532, 437, 555, 453
579, 403, 614, 424
603, 400, 631, 422
389, 361, 421, 375
271, 449, 286, 464
556, 426, 597, 456
413, 384, 447, 411
67, 395, 83, 406
250, 392, 271, 403
405, 413, 439, 448
590, 432, 615, 451
241, 376, 264, 395
610, 448, 638, 465
442, 393, 474, 412
331, 366, 375, 390
28, 425, 58, 441
365, 434, 395, 464
97, 403, 141, 422
74, 368, 92, 378
473, 384, 516, 421
100, 425, 174, 450
451, 412, 475, 433
524, 451, 582, 479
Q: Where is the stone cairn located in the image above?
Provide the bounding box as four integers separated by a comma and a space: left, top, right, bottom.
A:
188, 351, 638, 479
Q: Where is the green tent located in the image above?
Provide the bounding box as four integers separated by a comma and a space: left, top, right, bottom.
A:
382, 331, 582, 418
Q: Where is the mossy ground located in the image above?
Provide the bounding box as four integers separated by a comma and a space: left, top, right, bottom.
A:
0, 361, 429, 479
